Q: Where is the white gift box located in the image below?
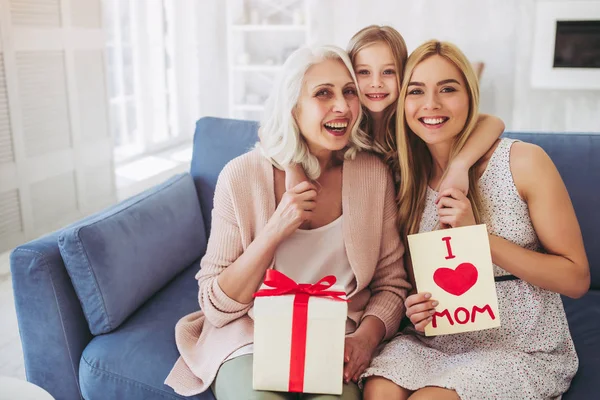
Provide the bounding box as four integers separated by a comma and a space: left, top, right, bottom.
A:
253, 284, 347, 395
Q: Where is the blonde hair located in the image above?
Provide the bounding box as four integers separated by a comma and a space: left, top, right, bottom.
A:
396, 40, 482, 243
259, 45, 371, 180
347, 25, 408, 173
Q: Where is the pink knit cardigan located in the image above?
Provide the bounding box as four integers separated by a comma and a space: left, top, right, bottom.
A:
165, 149, 410, 396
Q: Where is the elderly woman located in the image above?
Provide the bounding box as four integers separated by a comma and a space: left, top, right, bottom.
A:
165, 45, 411, 400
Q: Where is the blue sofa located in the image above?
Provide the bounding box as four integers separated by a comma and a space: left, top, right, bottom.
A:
10, 117, 600, 399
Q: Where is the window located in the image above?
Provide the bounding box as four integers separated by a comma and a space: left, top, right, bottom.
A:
103, 0, 185, 163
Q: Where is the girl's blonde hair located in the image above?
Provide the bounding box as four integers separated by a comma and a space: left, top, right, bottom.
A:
396, 40, 482, 243
347, 25, 408, 176
259, 45, 371, 180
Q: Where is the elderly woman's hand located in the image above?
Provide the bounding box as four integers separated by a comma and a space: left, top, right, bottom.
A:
265, 181, 317, 242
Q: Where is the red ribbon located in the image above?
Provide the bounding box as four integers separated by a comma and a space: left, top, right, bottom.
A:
254, 269, 347, 392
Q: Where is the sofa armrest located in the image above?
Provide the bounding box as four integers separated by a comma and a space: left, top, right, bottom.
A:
11, 172, 207, 399
11, 233, 92, 400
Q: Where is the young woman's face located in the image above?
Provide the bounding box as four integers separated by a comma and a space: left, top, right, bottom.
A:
404, 55, 469, 146
353, 42, 399, 117
294, 58, 360, 157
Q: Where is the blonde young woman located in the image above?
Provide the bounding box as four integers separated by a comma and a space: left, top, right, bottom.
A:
361, 40, 589, 400
285, 26, 506, 206
165, 45, 411, 400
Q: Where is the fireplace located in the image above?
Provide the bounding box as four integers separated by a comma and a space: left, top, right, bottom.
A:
554, 20, 600, 68
531, 1, 600, 89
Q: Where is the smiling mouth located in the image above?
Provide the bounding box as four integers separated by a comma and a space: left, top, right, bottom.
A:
365, 93, 388, 100
419, 117, 449, 127
323, 120, 349, 136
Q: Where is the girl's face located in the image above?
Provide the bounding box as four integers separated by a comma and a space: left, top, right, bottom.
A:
294, 58, 360, 158
404, 55, 469, 146
354, 42, 399, 117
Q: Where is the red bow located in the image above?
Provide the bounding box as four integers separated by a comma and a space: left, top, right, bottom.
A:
254, 270, 347, 392
254, 269, 347, 301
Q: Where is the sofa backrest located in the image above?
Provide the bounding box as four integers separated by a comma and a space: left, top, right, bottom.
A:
503, 132, 599, 289
190, 117, 598, 288
191, 117, 259, 235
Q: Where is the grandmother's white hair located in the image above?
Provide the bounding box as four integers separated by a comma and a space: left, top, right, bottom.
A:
258, 45, 371, 180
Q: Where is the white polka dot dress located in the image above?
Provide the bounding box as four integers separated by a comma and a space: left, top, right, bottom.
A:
361, 139, 578, 399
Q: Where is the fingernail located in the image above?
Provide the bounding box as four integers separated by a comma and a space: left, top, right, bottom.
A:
430, 310, 435, 315
432, 301, 439, 307
424, 293, 431, 299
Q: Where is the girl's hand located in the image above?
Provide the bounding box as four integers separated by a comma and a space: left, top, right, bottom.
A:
265, 181, 317, 242
405, 292, 439, 332
436, 188, 476, 229
284, 163, 310, 191
437, 161, 469, 200
284, 164, 313, 229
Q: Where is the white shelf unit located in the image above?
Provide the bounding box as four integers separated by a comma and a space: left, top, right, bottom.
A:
226, 0, 310, 121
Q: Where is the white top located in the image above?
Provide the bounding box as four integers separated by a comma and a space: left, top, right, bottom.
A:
273, 215, 356, 295
225, 215, 355, 362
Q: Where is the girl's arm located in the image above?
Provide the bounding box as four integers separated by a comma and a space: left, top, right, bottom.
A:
284, 163, 308, 190
489, 142, 589, 298
260, 125, 309, 190
439, 114, 505, 194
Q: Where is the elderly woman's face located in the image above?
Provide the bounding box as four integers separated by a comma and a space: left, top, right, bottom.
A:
294, 58, 360, 156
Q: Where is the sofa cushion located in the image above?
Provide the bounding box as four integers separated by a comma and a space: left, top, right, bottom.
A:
79, 264, 215, 400
562, 291, 600, 399
59, 173, 206, 335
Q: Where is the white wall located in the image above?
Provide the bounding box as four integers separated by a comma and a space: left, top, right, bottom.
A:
512, 0, 600, 132
307, 0, 599, 132
196, 0, 599, 132
0, 0, 115, 253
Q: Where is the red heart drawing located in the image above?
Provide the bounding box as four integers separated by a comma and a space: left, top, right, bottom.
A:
433, 263, 478, 296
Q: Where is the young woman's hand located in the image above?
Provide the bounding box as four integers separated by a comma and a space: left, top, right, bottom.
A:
343, 331, 379, 383
436, 188, 476, 229
265, 181, 317, 242
405, 292, 439, 332
437, 161, 469, 198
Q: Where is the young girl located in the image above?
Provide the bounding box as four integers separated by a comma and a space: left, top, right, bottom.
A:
361, 40, 589, 400
285, 26, 505, 206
